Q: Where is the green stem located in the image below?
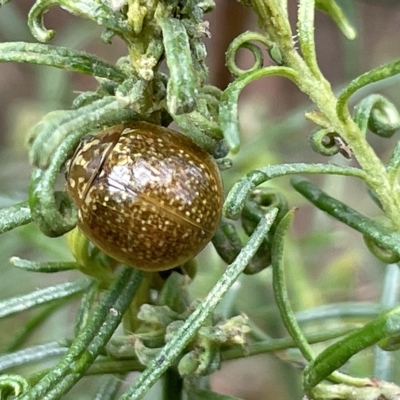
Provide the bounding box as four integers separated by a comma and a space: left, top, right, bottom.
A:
272, 210, 314, 361
248, 1, 400, 229
272, 209, 371, 391
249, 0, 292, 47
298, 0, 325, 81
222, 325, 358, 361
284, 49, 400, 229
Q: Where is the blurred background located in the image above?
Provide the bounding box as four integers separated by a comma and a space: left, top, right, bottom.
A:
1, 1, 400, 399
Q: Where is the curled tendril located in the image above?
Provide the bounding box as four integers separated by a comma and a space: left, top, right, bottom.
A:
29, 171, 78, 238
309, 129, 352, 159
241, 188, 288, 236
309, 129, 340, 157
241, 188, 288, 274
227, 42, 264, 77
213, 188, 288, 274
220, 65, 298, 153
0, 374, 30, 397
225, 31, 273, 78
212, 219, 243, 266
28, 0, 132, 42
354, 94, 400, 138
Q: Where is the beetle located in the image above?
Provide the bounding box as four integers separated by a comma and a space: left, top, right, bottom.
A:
65, 121, 223, 271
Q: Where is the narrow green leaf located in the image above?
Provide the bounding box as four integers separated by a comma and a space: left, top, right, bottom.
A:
93, 375, 122, 400
374, 264, 400, 381
10, 257, 77, 273
0, 42, 127, 82
337, 58, 400, 122
0, 279, 90, 319
298, 0, 321, 79
0, 342, 67, 372
303, 306, 400, 391
295, 302, 382, 323
172, 114, 217, 153
0, 201, 31, 235
222, 326, 359, 361
291, 177, 400, 258
316, 0, 356, 40
272, 209, 315, 361
160, 18, 197, 115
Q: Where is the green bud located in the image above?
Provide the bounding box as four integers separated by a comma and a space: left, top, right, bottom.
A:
363, 217, 400, 264
368, 98, 400, 138
178, 351, 200, 376
268, 43, 283, 65
354, 95, 400, 138
363, 235, 400, 264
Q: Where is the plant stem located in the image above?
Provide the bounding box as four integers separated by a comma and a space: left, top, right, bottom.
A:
251, 0, 400, 228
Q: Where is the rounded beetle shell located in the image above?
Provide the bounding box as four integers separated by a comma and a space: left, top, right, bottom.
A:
65, 122, 223, 271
